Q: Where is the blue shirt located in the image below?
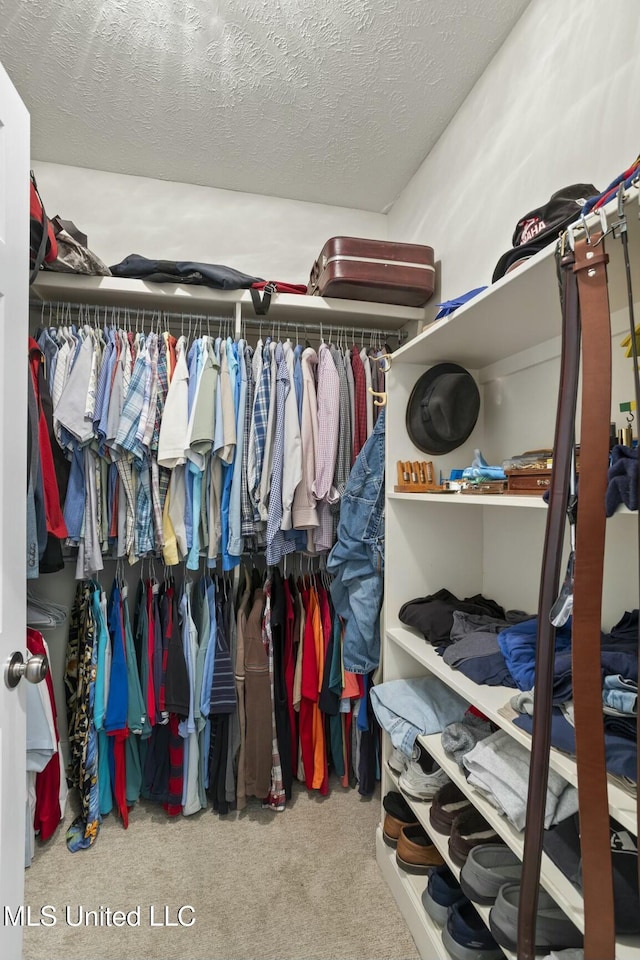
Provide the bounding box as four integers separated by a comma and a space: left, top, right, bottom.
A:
105, 582, 129, 734
228, 340, 247, 559
221, 340, 239, 571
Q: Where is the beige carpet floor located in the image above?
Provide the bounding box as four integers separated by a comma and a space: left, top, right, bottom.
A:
23, 780, 419, 960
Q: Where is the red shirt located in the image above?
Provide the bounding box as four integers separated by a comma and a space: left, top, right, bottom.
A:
28, 339, 68, 539
28, 628, 62, 842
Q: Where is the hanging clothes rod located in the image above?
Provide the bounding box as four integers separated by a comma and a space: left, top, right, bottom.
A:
30, 299, 235, 326
30, 298, 408, 343
239, 314, 407, 343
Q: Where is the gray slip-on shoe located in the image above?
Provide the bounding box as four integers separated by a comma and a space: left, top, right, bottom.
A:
489, 883, 584, 952
459, 844, 522, 904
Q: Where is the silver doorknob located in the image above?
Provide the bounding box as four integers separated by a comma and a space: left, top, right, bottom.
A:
5, 651, 49, 689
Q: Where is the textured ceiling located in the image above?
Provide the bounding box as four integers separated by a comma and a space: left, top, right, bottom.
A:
0, 0, 530, 211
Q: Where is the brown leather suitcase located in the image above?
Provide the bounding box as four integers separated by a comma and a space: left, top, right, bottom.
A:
307, 236, 435, 307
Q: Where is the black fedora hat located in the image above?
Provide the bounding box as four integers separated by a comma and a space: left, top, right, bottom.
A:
406, 362, 480, 455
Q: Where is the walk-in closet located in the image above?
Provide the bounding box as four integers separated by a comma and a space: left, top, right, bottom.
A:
1, 3, 640, 960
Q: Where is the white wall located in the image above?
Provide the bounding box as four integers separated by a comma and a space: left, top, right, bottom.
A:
388, 0, 640, 305
32, 161, 387, 282
34, 3, 640, 307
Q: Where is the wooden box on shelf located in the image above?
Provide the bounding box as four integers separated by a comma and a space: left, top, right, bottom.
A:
505, 469, 552, 494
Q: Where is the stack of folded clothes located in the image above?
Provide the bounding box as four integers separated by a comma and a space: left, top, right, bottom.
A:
397, 589, 639, 788
442, 609, 532, 687
399, 589, 507, 648
508, 610, 638, 783
461, 730, 578, 832
512, 695, 637, 783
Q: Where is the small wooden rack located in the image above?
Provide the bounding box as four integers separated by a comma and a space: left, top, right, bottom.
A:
393, 460, 450, 493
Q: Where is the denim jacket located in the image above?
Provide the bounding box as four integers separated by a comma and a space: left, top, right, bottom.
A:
328, 409, 385, 673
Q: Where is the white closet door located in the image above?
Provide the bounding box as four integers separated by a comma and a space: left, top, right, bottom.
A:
0, 57, 30, 960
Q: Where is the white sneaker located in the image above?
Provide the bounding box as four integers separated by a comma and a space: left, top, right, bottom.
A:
398, 761, 450, 801
388, 745, 419, 775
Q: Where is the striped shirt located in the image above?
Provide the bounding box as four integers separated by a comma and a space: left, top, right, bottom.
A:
209, 590, 237, 714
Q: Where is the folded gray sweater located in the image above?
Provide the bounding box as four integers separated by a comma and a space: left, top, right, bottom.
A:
462, 729, 578, 831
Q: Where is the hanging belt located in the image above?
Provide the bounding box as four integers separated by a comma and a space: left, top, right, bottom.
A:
571, 230, 616, 960
615, 193, 640, 899
517, 247, 581, 960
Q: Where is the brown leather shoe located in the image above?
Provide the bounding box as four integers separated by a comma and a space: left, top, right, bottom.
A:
383, 811, 418, 848
396, 824, 445, 874
429, 782, 472, 835
448, 808, 503, 867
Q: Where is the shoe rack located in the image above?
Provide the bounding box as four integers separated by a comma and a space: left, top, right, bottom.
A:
378, 185, 640, 960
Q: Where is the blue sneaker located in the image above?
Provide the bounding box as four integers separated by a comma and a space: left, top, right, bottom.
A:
442, 899, 503, 960
421, 865, 466, 926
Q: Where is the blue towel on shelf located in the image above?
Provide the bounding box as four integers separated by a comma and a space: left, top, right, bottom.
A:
434, 287, 487, 320
462, 449, 507, 481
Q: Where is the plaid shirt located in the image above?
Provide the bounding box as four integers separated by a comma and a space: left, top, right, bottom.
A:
152, 338, 168, 455
350, 346, 368, 463
141, 333, 159, 450
115, 337, 147, 459
249, 337, 272, 517
134, 461, 154, 557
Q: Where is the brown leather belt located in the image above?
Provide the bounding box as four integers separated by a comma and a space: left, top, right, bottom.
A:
616, 203, 640, 904
519, 234, 617, 959
518, 247, 581, 960
571, 231, 615, 959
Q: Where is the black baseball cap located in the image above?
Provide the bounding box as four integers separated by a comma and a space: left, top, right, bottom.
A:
492, 183, 599, 283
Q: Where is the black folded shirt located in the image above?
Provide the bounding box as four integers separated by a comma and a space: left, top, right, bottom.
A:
399, 588, 505, 646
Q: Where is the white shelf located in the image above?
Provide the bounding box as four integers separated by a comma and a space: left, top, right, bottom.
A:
393, 244, 561, 367
419, 735, 585, 935
417, 734, 640, 959
388, 491, 634, 514
388, 491, 548, 508
30, 272, 424, 330
375, 826, 449, 960
387, 625, 637, 835
386, 765, 515, 959
391, 183, 640, 369
380, 182, 640, 956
